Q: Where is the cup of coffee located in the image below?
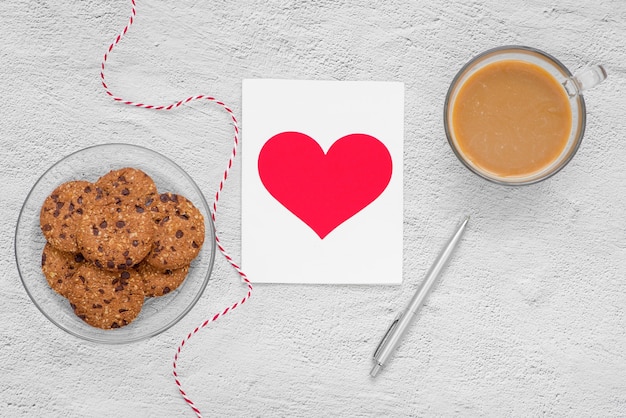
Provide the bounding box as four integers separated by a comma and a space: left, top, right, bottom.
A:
444, 45, 606, 185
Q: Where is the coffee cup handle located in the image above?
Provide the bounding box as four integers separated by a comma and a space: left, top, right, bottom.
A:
564, 64, 607, 97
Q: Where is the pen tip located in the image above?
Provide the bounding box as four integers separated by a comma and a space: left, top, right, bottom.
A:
370, 364, 382, 378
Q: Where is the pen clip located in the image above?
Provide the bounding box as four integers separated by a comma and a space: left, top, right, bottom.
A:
373, 311, 403, 359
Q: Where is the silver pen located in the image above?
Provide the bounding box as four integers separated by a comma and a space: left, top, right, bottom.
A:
370, 215, 469, 377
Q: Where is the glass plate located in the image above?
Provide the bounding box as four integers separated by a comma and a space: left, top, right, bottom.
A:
15, 143, 215, 344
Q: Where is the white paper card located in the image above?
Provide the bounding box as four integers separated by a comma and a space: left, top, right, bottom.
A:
241, 79, 404, 284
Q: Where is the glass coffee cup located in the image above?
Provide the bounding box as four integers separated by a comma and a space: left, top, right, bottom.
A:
444, 45, 606, 185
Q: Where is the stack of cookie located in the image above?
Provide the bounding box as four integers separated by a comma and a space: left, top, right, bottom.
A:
40, 167, 205, 330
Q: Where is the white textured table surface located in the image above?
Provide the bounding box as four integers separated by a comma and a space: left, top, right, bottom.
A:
2, 1, 626, 417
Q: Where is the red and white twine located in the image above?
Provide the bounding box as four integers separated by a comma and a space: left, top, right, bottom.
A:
101, 1, 252, 416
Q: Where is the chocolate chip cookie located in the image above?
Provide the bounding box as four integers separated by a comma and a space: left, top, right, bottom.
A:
40, 180, 96, 252
136, 261, 189, 297
95, 167, 157, 205
76, 201, 155, 271
145, 193, 205, 270
41, 242, 85, 297
68, 263, 144, 329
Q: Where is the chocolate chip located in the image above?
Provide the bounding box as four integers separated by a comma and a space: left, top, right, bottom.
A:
132, 240, 139, 247
70, 303, 76, 310
116, 220, 125, 228
111, 322, 120, 328
112, 278, 119, 285
175, 230, 184, 238
59, 233, 66, 239
76, 208, 83, 215
103, 299, 111, 304
74, 254, 85, 263
163, 287, 171, 294
135, 205, 144, 213
77, 196, 83, 205
121, 188, 130, 196
145, 197, 154, 206
123, 250, 129, 257
53, 210, 60, 218
100, 220, 107, 229
78, 275, 86, 284
164, 269, 172, 275
42, 224, 52, 232
97, 245, 104, 252
84, 186, 91, 193
56, 202, 64, 210
92, 227, 99, 236
160, 216, 170, 224
121, 271, 130, 280
160, 194, 169, 203
170, 246, 176, 252
119, 308, 129, 313
69, 203, 75, 213
94, 260, 103, 268
41, 253, 47, 266
98, 289, 105, 294
93, 304, 103, 309
107, 261, 115, 269
117, 263, 127, 270
51, 194, 59, 201
192, 241, 199, 248
118, 175, 126, 182
114, 285, 124, 292
125, 258, 133, 266
170, 194, 179, 203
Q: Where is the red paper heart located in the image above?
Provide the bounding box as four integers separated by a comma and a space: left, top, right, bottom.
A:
258, 131, 393, 239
